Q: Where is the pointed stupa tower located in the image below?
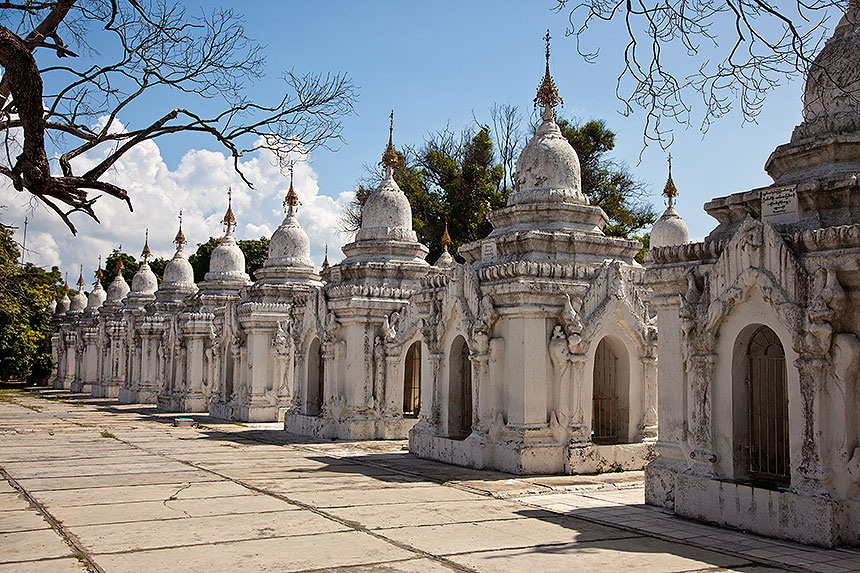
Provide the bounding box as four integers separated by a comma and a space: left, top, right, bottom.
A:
650, 155, 690, 249
104, 258, 130, 309
255, 163, 319, 286
461, 31, 640, 265
766, 0, 860, 185
124, 231, 158, 309
434, 217, 456, 268
67, 267, 88, 315
85, 259, 107, 313
155, 213, 198, 301
701, 0, 860, 237
201, 190, 251, 290
337, 112, 429, 279
55, 278, 71, 316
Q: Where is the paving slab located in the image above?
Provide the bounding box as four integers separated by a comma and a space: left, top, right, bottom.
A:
0, 509, 52, 533
92, 530, 415, 572
376, 514, 638, 555
16, 469, 220, 491
49, 493, 302, 527
34, 479, 251, 507
0, 557, 87, 573
325, 498, 554, 530
447, 536, 754, 572
73, 509, 348, 554
0, 528, 74, 563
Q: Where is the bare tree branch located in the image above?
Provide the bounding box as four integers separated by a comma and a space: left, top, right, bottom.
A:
0, 0, 356, 233
556, 0, 846, 148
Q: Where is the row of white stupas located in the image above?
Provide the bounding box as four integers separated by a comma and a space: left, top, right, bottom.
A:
50, 9, 860, 548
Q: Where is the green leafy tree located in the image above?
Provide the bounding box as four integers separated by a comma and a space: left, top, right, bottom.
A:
188, 236, 270, 283
148, 258, 168, 283
556, 118, 656, 238
0, 222, 62, 383
103, 250, 139, 285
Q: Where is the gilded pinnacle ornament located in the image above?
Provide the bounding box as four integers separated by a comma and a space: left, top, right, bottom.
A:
174, 211, 187, 248
322, 244, 330, 270
440, 216, 452, 253
95, 256, 104, 282
663, 153, 678, 208
141, 229, 152, 262
284, 162, 301, 216
115, 257, 124, 274
534, 30, 563, 118
77, 266, 85, 289
221, 188, 237, 235
381, 110, 398, 172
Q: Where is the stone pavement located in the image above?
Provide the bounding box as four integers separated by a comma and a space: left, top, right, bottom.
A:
0, 390, 858, 573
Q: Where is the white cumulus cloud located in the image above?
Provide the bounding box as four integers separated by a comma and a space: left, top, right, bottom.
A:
0, 122, 351, 283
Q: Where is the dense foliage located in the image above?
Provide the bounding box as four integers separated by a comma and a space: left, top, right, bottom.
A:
0, 223, 62, 383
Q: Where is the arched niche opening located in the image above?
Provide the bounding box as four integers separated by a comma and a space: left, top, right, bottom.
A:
591, 335, 631, 444
403, 341, 421, 417
732, 324, 790, 487
306, 337, 324, 416
447, 335, 472, 439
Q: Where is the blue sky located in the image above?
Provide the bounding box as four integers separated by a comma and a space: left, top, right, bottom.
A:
2, 0, 830, 280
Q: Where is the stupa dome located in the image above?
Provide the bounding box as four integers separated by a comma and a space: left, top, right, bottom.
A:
802, 5, 860, 126
354, 113, 418, 243
510, 31, 585, 206
87, 281, 107, 309
650, 157, 689, 249
106, 273, 130, 302
55, 293, 70, 315
156, 215, 197, 299
511, 115, 585, 205
131, 262, 158, 294
163, 251, 195, 286
651, 206, 690, 248
203, 193, 250, 283
68, 290, 87, 313
47, 298, 57, 314
206, 235, 247, 276
359, 172, 414, 232
267, 214, 313, 268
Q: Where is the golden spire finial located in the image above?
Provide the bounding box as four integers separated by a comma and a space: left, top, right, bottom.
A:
174, 211, 187, 249
115, 257, 124, 275
221, 188, 237, 236
440, 216, 452, 253
534, 30, 563, 120
380, 110, 398, 174
77, 265, 85, 289
95, 256, 104, 282
322, 244, 330, 270
284, 162, 301, 216
663, 153, 678, 208
64, 272, 68, 292
141, 229, 152, 262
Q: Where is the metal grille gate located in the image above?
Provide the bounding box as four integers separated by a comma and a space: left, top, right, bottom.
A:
747, 326, 790, 483
403, 342, 421, 416
592, 338, 619, 443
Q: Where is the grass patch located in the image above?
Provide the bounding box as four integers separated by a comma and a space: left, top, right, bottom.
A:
100, 429, 116, 439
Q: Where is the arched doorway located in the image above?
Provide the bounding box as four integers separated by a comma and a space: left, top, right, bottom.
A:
448, 335, 472, 439
746, 325, 789, 484
592, 336, 630, 444
307, 338, 324, 416
403, 341, 421, 417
